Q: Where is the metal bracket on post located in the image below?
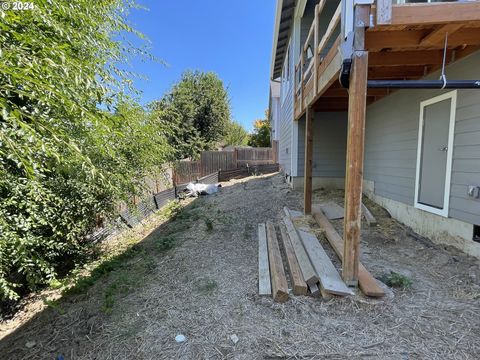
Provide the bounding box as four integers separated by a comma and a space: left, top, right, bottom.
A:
339, 31, 354, 88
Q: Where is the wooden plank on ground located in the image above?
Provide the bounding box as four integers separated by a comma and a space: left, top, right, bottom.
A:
258, 223, 271, 296
308, 282, 320, 297
297, 229, 353, 296
287, 209, 303, 219
265, 222, 289, 302
279, 223, 308, 296
282, 215, 319, 286
319, 202, 344, 220
362, 203, 377, 227
312, 207, 385, 297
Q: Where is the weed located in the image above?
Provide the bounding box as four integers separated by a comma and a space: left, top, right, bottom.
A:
380, 271, 413, 289
156, 235, 177, 251
204, 218, 214, 231
243, 224, 253, 240
101, 272, 141, 314
161, 200, 183, 220
216, 214, 233, 225
197, 278, 218, 294
42, 298, 65, 315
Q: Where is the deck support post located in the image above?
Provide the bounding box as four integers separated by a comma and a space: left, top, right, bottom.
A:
304, 106, 313, 215
342, 5, 369, 286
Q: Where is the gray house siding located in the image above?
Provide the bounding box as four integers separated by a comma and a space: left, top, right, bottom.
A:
297, 112, 347, 177
278, 37, 294, 175
364, 51, 480, 225
279, 86, 293, 174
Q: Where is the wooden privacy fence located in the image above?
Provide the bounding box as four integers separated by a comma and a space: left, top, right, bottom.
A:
201, 151, 236, 175
173, 146, 278, 185
236, 147, 274, 167
173, 161, 202, 185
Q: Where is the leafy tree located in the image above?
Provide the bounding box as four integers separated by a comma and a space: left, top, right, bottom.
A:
0, 1, 170, 301
223, 121, 249, 147
248, 111, 271, 148
154, 71, 231, 159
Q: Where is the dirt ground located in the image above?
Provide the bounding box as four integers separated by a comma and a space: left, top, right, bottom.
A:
1, 173, 480, 359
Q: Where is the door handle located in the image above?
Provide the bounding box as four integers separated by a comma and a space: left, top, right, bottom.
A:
438, 146, 448, 152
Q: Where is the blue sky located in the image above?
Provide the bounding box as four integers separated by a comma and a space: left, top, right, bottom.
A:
127, 1, 276, 132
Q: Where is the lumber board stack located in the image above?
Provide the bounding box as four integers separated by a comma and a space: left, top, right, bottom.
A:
312, 206, 385, 297
282, 216, 318, 286
258, 204, 382, 301
284, 207, 352, 298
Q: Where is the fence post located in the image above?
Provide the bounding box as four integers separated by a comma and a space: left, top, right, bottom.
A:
233, 147, 239, 169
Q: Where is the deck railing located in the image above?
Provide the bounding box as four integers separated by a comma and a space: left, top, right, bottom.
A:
292, 0, 480, 118
294, 0, 341, 119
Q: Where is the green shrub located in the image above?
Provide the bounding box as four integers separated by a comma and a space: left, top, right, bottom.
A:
380, 272, 413, 289
0, 1, 173, 302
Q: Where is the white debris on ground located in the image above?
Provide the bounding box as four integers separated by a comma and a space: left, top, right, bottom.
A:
185, 183, 221, 197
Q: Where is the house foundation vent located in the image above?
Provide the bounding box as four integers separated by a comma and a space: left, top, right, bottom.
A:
474, 225, 480, 243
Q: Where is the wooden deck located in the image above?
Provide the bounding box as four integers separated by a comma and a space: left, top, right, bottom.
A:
298, 0, 480, 285
294, 0, 480, 119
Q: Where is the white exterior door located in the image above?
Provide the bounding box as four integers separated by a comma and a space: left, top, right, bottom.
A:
414, 91, 457, 217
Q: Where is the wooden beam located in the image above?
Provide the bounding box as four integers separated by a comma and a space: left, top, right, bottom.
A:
282, 215, 319, 286
322, 88, 390, 98
343, 5, 369, 286
279, 223, 308, 296
308, 283, 320, 297
367, 25, 480, 49
376, 0, 392, 25
388, 2, 480, 26
297, 228, 353, 296
366, 29, 427, 51
362, 203, 377, 227
258, 223, 272, 296
369, 49, 452, 66
368, 65, 427, 79
420, 24, 463, 47
367, 27, 480, 51
312, 208, 385, 297
304, 106, 313, 215
266, 221, 289, 302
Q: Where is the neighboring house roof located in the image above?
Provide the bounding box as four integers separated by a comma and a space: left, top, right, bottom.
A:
270, 0, 297, 79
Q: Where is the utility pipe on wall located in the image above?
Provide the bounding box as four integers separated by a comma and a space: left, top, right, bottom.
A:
367, 80, 480, 89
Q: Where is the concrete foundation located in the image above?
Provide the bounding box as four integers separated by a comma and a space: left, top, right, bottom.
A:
363, 180, 480, 259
